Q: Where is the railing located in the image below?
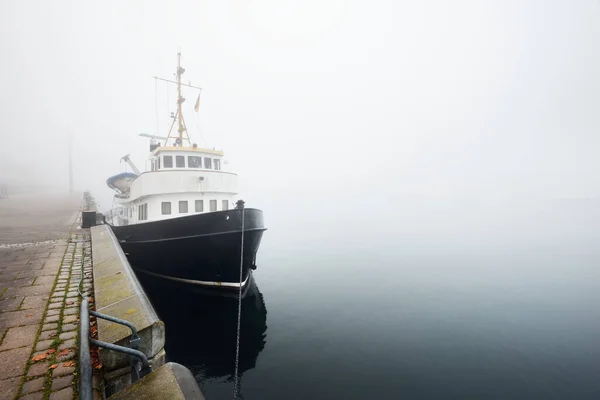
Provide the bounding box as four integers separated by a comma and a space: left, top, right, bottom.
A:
79, 298, 152, 400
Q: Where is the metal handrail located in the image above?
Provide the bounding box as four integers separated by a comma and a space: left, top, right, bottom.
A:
79, 299, 152, 400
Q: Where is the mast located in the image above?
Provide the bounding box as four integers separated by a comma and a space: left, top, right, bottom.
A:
156, 50, 202, 147
162, 51, 193, 146
176, 51, 186, 143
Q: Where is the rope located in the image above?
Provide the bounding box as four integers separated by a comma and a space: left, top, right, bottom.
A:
232, 207, 245, 399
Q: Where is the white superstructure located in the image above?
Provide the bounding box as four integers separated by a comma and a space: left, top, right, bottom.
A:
111, 146, 238, 225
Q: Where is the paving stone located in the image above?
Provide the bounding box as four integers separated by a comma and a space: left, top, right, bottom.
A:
38, 329, 58, 340
35, 339, 55, 352
46, 309, 60, 317
63, 315, 77, 324
0, 376, 22, 400
0, 325, 38, 351
52, 363, 75, 378
8, 277, 35, 287
51, 291, 65, 298
60, 323, 77, 332
21, 376, 45, 394
3, 285, 52, 298
20, 295, 49, 310
58, 331, 76, 341
41, 323, 58, 331
44, 315, 59, 323
0, 271, 20, 283
36, 266, 60, 276
0, 308, 43, 329
0, 296, 24, 312
49, 386, 73, 400
27, 361, 51, 377
48, 302, 63, 310
57, 339, 76, 351
63, 308, 77, 316
50, 375, 73, 391
32, 252, 51, 259
33, 276, 56, 286
0, 347, 30, 378
19, 391, 45, 400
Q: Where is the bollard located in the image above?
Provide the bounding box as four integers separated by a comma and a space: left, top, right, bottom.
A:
81, 211, 97, 228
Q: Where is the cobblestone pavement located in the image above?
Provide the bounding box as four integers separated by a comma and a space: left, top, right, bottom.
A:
0, 193, 93, 400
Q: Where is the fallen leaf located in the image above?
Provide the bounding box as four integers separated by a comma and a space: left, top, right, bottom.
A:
46, 349, 55, 355
57, 349, 70, 356
62, 361, 76, 367
25, 314, 33, 317
49, 364, 58, 369
31, 354, 47, 362
94, 363, 102, 370
66, 301, 74, 305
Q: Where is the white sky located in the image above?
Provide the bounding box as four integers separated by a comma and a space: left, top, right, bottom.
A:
1, 0, 599, 217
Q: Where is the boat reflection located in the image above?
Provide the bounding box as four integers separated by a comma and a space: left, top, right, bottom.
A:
138, 272, 268, 381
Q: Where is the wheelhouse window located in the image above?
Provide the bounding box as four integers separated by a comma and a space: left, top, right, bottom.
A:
214, 159, 221, 170
188, 156, 202, 168
222, 200, 228, 210
176, 155, 185, 168
195, 200, 204, 212
210, 200, 217, 212
163, 155, 173, 168
179, 200, 188, 213
161, 202, 171, 215
204, 157, 212, 169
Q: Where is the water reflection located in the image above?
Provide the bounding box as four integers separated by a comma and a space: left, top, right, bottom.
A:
138, 273, 268, 383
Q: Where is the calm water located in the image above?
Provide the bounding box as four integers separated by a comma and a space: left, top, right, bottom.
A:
140, 203, 600, 399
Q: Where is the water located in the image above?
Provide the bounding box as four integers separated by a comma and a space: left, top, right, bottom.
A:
140, 202, 600, 399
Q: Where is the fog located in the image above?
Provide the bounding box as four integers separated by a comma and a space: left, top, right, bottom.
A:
1, 0, 599, 249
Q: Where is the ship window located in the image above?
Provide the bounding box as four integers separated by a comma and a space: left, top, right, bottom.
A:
163, 156, 173, 168
210, 199, 217, 212
204, 157, 212, 169
179, 200, 188, 213
176, 155, 185, 168
138, 203, 148, 220
161, 202, 171, 215
214, 159, 221, 170
195, 200, 204, 212
188, 156, 202, 168
222, 200, 228, 210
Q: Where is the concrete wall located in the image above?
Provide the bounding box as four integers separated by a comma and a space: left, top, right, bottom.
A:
91, 224, 166, 395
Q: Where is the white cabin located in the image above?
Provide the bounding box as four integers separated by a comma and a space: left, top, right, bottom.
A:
111, 146, 238, 225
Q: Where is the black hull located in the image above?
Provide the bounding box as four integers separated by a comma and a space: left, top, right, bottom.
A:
109, 208, 265, 288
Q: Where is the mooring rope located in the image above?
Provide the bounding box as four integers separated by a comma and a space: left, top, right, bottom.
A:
233, 206, 245, 399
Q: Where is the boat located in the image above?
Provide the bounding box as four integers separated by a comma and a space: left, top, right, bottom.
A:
106, 52, 266, 289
